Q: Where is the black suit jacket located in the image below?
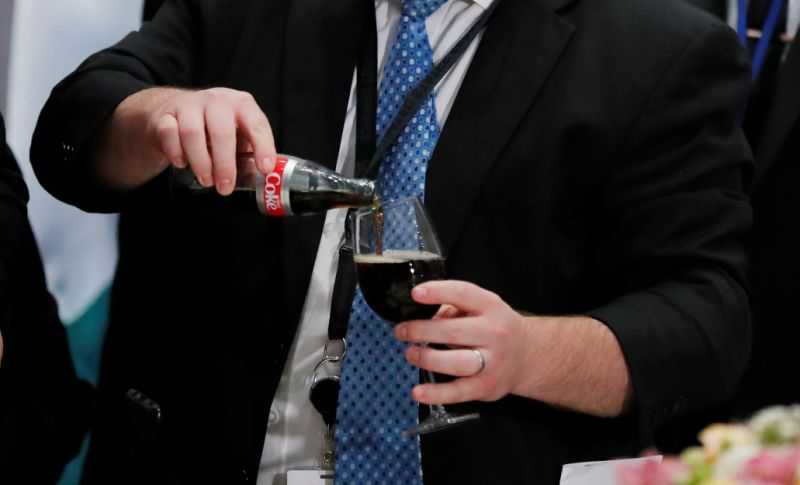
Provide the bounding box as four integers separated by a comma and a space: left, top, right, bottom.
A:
30, 0, 752, 483
0, 112, 93, 483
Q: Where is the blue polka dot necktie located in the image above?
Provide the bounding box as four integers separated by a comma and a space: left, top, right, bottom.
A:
335, 1, 447, 483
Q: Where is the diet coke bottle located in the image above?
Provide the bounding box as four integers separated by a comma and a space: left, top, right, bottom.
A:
170, 154, 377, 216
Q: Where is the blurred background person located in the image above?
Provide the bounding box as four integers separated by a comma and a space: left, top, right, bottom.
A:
730, 0, 800, 419
0, 109, 93, 483
685, 0, 800, 415
655, 0, 800, 452
0, 1, 144, 482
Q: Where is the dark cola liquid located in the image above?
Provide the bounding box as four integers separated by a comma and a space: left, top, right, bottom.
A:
355, 251, 445, 324
289, 190, 376, 215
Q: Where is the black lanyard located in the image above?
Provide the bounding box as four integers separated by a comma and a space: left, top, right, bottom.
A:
327, 0, 500, 341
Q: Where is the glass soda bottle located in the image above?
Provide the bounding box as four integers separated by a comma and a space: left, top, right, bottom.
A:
170, 154, 377, 216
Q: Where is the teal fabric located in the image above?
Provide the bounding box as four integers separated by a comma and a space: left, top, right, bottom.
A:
58, 286, 111, 485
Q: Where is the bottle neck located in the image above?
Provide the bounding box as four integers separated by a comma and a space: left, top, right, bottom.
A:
255, 157, 378, 216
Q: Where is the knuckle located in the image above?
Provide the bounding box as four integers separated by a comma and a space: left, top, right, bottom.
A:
251, 119, 270, 134
488, 322, 511, 341
416, 347, 431, 367
155, 119, 176, 139
446, 322, 465, 342
486, 291, 504, 309
406, 323, 422, 342
209, 123, 236, 141
238, 91, 256, 104
454, 385, 470, 404
147, 115, 171, 138
212, 160, 235, 177
204, 87, 228, 99
163, 145, 182, 161
179, 124, 202, 140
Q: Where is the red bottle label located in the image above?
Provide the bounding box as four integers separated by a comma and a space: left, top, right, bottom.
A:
261, 156, 291, 216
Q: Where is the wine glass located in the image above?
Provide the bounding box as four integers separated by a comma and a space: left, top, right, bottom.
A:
351, 196, 480, 436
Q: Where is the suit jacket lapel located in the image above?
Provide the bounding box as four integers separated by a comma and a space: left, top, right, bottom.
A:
426, 0, 575, 255
754, 36, 800, 187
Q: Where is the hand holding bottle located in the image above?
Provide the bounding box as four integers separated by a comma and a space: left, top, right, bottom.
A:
146, 87, 277, 195
93, 87, 277, 195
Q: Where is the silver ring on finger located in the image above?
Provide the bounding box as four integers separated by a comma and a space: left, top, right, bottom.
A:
472, 349, 486, 376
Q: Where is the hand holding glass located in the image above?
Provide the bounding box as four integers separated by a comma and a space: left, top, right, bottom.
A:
351, 197, 480, 436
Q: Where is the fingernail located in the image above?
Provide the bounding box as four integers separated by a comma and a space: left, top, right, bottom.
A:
406, 347, 420, 363
173, 158, 187, 169
261, 156, 273, 172
216, 178, 232, 195
413, 286, 429, 298
395, 324, 408, 340
197, 174, 212, 187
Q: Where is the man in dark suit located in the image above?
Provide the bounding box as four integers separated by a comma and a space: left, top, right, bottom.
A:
0, 111, 93, 483
30, 0, 752, 483
685, 0, 800, 417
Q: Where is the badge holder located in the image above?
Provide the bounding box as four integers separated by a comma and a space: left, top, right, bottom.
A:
304, 338, 346, 473
286, 468, 334, 485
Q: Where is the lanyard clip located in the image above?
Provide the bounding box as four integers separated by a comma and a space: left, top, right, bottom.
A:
309, 339, 347, 429
324, 338, 347, 362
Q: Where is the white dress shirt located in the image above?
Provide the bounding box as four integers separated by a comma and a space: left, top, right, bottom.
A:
257, 1, 493, 483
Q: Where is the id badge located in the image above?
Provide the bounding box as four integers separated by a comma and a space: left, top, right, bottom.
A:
286, 468, 334, 485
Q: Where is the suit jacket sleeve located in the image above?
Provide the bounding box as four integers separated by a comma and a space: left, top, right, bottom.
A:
584, 23, 753, 437
30, 0, 199, 213
0, 114, 93, 482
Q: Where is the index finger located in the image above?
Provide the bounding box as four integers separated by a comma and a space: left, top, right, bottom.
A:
236, 95, 276, 173
411, 280, 503, 316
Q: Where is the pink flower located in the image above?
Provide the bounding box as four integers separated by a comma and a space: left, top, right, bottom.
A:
616, 458, 688, 485
737, 447, 800, 484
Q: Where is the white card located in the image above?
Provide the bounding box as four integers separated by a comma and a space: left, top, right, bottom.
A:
560, 456, 662, 485
286, 469, 334, 485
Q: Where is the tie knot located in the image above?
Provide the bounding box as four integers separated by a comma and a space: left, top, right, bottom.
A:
402, 0, 447, 19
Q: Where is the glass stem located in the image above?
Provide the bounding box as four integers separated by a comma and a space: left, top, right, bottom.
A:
422, 368, 449, 417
